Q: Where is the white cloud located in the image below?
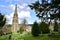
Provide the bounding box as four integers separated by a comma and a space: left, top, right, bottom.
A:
6, 3, 28, 11
26, 7, 30, 10
6, 4, 15, 11
22, 3, 27, 7
18, 3, 28, 9
5, 12, 13, 24
18, 11, 31, 18
18, 5, 24, 9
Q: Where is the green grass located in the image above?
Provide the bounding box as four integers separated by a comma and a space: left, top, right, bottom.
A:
0, 33, 60, 40
11, 33, 60, 40
21, 34, 60, 40
0, 35, 10, 40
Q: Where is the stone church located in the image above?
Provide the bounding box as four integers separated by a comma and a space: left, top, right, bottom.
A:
2, 4, 19, 33
2, 5, 32, 34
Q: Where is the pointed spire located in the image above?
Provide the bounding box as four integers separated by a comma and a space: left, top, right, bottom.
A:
14, 4, 18, 17
12, 4, 18, 33
14, 4, 17, 14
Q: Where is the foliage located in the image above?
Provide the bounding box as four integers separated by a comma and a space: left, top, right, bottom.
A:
0, 32, 60, 40
0, 13, 6, 28
54, 22, 58, 31
32, 21, 40, 37
58, 23, 60, 32
28, 0, 60, 22
23, 34, 60, 40
22, 19, 27, 26
39, 22, 50, 34
0, 13, 6, 35
4, 33, 60, 40
19, 19, 27, 34
19, 26, 24, 34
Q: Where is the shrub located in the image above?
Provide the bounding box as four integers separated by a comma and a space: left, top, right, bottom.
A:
39, 22, 50, 34
0, 13, 6, 35
19, 26, 24, 34
31, 21, 40, 37
48, 33, 55, 37
19, 18, 27, 34
54, 21, 58, 32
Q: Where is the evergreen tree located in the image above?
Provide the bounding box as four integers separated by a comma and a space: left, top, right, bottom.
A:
0, 13, 6, 35
39, 22, 50, 34
54, 21, 58, 31
28, 0, 60, 22
0, 13, 6, 28
32, 21, 40, 37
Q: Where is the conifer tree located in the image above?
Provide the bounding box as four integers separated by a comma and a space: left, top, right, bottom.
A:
32, 21, 40, 37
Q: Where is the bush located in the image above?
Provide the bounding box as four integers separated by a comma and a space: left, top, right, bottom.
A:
31, 21, 40, 37
19, 18, 27, 34
0, 13, 6, 28
39, 22, 50, 34
0, 13, 6, 35
54, 21, 58, 32
48, 33, 55, 37
19, 26, 24, 34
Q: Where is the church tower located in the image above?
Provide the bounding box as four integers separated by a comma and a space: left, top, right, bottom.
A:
12, 4, 18, 33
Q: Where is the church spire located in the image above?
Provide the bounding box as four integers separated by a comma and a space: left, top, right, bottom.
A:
14, 4, 17, 14
12, 4, 18, 33
14, 4, 18, 17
